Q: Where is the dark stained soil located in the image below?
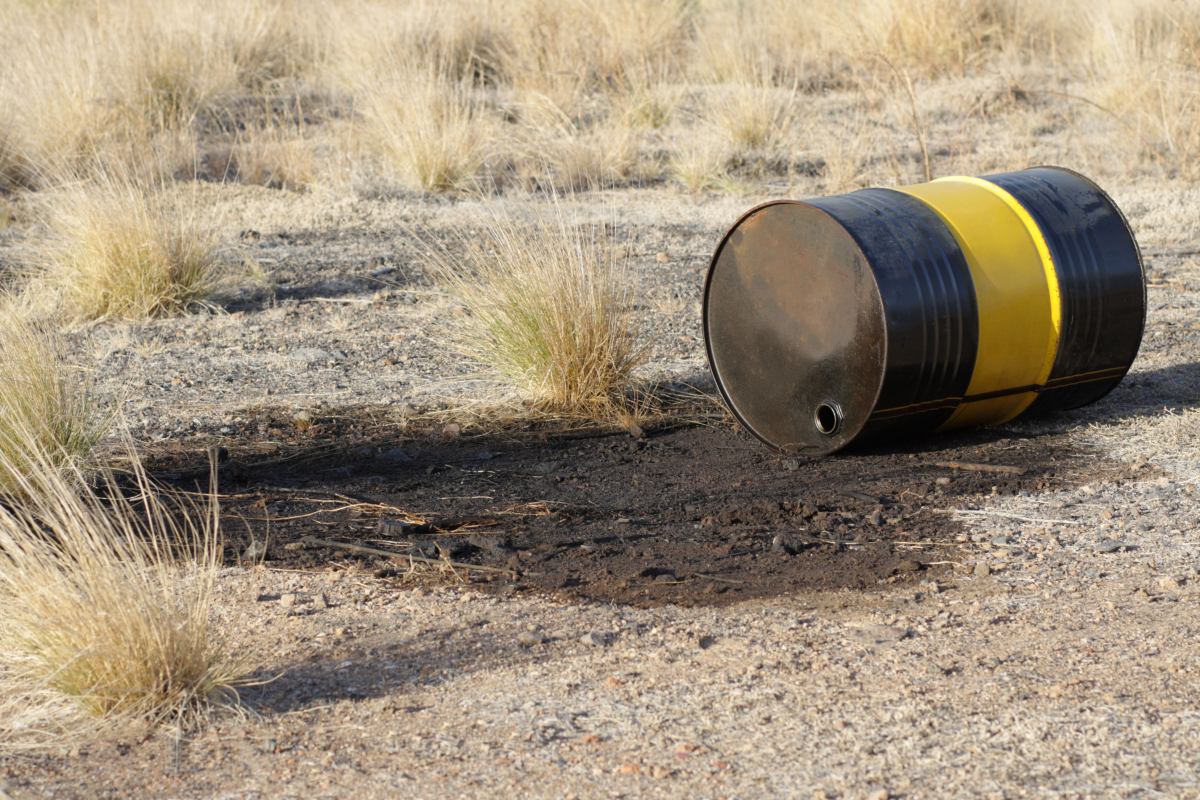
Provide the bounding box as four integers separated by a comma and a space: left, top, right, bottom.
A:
138, 406, 1140, 608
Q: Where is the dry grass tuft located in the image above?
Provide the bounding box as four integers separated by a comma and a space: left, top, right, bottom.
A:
419, 199, 653, 417
0, 308, 111, 493
36, 177, 223, 321
669, 133, 728, 197
0, 434, 244, 742
356, 59, 492, 192
705, 72, 797, 155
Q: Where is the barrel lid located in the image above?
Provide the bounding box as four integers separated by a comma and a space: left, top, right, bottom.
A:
703, 201, 886, 456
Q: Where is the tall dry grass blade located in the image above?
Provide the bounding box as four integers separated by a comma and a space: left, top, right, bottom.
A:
418, 198, 654, 417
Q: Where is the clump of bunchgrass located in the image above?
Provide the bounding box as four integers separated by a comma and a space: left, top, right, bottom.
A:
356, 58, 491, 192
706, 77, 797, 154
0, 429, 245, 742
421, 199, 653, 418
0, 306, 110, 493
669, 132, 728, 197
37, 177, 223, 321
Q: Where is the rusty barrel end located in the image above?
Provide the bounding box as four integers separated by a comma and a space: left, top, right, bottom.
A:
703, 201, 887, 456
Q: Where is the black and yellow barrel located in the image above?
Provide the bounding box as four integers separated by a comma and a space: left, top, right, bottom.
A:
702, 166, 1146, 456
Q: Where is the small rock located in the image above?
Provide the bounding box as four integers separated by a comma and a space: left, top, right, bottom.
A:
312, 592, 328, 610
935, 477, 950, 486
580, 631, 613, 647
656, 251, 670, 263
370, 265, 396, 277
516, 631, 547, 647
848, 624, 908, 645
991, 535, 1010, 546
468, 533, 512, 557
867, 790, 890, 800
1159, 576, 1182, 590
293, 347, 339, 364
278, 593, 297, 609
1096, 539, 1131, 554
772, 533, 807, 555
375, 447, 413, 462
442, 422, 461, 438
975, 562, 992, 578
627, 423, 646, 439
655, 572, 678, 583
784, 459, 799, 471
243, 540, 267, 562
894, 559, 922, 573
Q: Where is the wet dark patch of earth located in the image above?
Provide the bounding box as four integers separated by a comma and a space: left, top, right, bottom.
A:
136, 406, 1145, 608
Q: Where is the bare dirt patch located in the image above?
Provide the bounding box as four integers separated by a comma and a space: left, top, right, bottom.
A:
140, 410, 1143, 608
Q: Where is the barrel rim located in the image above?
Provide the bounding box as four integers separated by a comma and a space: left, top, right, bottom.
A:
701, 198, 888, 456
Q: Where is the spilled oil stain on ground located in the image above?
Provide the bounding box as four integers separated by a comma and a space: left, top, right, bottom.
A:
140, 407, 1143, 607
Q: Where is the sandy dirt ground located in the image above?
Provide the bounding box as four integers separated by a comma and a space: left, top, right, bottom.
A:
1, 177, 1199, 800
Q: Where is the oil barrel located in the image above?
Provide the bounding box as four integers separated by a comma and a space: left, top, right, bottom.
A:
702, 166, 1145, 456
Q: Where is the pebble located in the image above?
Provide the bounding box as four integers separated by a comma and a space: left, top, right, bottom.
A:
655, 572, 678, 583
516, 631, 547, 647
1096, 540, 1131, 553
278, 593, 297, 609
656, 251, 670, 263
580, 631, 613, 647
975, 563, 992, 578
442, 422, 462, 438
894, 559, 921, 573
1159, 576, 1182, 590
867, 791, 890, 800
935, 477, 951, 485
991, 535, 1010, 546
313, 592, 328, 610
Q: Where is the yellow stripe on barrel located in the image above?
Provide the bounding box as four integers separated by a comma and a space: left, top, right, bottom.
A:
897, 176, 1062, 428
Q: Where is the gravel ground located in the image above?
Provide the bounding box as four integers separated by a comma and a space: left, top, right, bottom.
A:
1, 178, 1199, 799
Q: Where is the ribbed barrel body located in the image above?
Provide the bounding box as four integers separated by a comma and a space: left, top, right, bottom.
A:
702, 166, 1145, 456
